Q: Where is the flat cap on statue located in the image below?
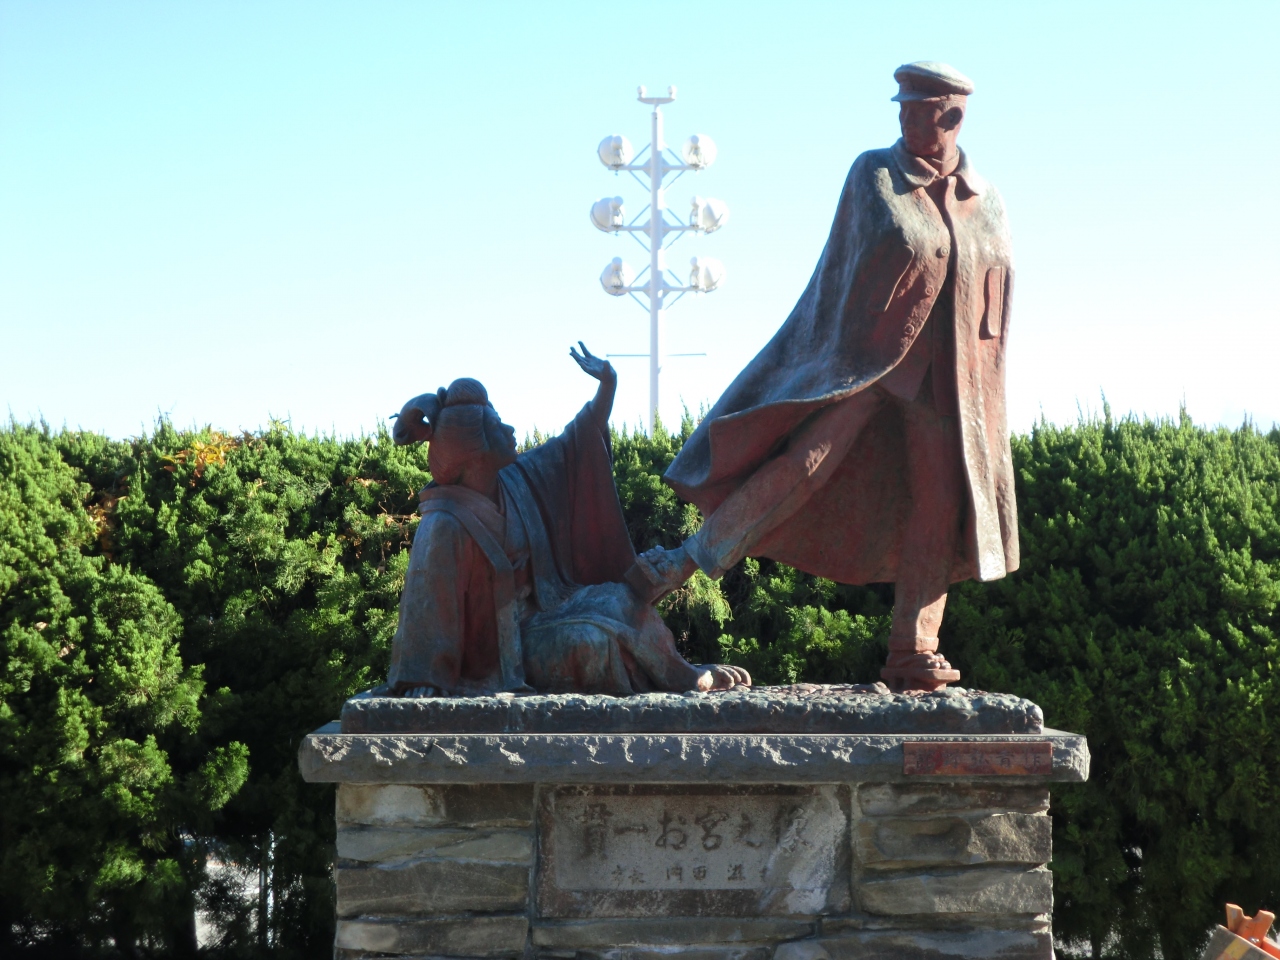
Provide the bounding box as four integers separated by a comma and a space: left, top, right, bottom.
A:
891, 61, 975, 101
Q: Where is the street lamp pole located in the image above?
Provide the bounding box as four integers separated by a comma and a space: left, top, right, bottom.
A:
592, 86, 728, 434
644, 90, 670, 427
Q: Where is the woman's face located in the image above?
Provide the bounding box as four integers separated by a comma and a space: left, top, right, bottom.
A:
485, 408, 519, 468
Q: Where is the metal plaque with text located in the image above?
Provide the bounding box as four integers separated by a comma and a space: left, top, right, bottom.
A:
903, 741, 1053, 776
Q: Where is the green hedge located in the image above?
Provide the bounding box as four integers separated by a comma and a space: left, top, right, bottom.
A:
0, 426, 245, 954
1, 411, 1277, 959
947, 414, 1280, 960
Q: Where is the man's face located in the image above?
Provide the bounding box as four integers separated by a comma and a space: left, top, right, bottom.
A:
899, 97, 966, 159
485, 409, 519, 467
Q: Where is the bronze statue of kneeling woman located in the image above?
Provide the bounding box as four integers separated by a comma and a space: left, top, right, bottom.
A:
387, 343, 750, 697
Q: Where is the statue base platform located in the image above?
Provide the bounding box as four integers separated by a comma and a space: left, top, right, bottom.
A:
299, 686, 1089, 960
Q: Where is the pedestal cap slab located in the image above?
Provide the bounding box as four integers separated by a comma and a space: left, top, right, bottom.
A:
300, 728, 1087, 785
340, 685, 1044, 736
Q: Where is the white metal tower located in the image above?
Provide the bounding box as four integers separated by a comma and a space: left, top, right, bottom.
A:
592, 85, 728, 433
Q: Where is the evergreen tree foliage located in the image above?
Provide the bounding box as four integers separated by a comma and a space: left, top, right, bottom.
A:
60, 421, 432, 956
0, 425, 245, 956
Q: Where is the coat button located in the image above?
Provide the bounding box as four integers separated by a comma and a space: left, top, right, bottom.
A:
925, 285, 935, 296
936, 246, 948, 258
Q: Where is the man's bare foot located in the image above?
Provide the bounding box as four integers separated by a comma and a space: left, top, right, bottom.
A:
624, 544, 700, 604
694, 664, 752, 691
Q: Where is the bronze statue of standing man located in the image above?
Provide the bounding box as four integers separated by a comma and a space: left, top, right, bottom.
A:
632, 62, 1018, 692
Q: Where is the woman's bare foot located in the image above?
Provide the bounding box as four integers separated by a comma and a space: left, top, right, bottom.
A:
623, 544, 700, 604
400, 684, 442, 698
694, 664, 752, 691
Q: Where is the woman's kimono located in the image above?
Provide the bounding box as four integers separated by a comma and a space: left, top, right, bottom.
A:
387, 403, 681, 696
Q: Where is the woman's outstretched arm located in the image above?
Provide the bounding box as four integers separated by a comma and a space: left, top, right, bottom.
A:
569, 341, 617, 430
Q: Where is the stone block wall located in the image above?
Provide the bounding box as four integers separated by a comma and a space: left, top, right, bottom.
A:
335, 784, 534, 956
332, 780, 1055, 960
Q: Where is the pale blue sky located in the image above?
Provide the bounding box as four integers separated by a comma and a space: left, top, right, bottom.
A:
2, 1, 1277, 439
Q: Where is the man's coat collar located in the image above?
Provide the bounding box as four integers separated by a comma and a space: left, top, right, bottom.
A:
890, 138, 988, 195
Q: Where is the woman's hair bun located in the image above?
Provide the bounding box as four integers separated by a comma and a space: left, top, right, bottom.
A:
392, 392, 442, 445
443, 378, 489, 408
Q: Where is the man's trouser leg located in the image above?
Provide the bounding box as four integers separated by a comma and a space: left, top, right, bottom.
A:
685, 391, 886, 578
881, 393, 966, 691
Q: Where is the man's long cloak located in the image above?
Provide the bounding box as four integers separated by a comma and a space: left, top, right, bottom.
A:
665, 142, 1018, 585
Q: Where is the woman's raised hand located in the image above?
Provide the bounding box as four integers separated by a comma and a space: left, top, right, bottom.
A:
570, 341, 615, 383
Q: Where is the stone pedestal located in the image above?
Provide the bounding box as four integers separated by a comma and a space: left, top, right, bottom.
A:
299, 685, 1088, 960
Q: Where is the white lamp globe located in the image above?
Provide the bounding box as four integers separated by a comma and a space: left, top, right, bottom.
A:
690, 196, 730, 234
600, 258, 636, 296
689, 256, 726, 292
597, 135, 635, 170
682, 134, 717, 169
590, 197, 625, 232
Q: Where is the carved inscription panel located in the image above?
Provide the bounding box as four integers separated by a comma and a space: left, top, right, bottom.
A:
537, 785, 850, 918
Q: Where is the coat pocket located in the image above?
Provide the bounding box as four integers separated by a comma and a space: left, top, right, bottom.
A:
981, 266, 1006, 339
869, 244, 916, 314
